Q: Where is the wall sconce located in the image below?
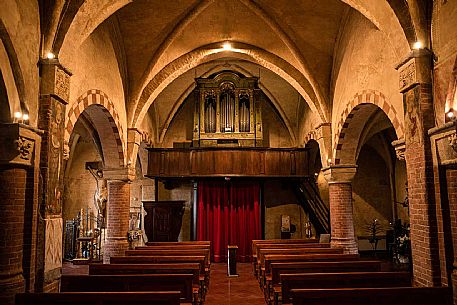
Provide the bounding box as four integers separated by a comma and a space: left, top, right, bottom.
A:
446, 108, 456, 122
13, 111, 29, 124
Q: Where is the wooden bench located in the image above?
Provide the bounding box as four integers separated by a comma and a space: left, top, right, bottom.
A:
261, 253, 360, 286
279, 271, 411, 305
109, 256, 209, 292
252, 239, 318, 264
88, 263, 206, 302
256, 247, 342, 278
264, 259, 381, 302
125, 249, 211, 270
61, 274, 195, 305
289, 287, 452, 305
253, 243, 330, 275
16, 291, 181, 305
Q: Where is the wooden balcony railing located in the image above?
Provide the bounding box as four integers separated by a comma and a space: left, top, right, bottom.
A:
146, 147, 310, 178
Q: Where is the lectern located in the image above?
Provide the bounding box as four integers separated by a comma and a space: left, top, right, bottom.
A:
227, 245, 239, 277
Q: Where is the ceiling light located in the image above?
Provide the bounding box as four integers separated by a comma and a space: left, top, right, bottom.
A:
222, 42, 232, 51
413, 41, 423, 50
46, 52, 55, 59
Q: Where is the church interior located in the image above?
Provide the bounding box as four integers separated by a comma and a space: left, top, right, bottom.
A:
1, 0, 457, 304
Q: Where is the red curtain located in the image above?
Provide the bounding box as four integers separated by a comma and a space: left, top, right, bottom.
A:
197, 181, 261, 263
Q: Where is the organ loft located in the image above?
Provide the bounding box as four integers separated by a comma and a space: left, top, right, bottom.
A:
1, 1, 457, 305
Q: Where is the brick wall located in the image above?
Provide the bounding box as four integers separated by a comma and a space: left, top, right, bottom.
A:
446, 168, 457, 305
0, 167, 27, 305
104, 180, 130, 263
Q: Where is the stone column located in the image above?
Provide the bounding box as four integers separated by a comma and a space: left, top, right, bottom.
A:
36, 58, 71, 292
103, 168, 134, 263
322, 165, 358, 254
0, 124, 42, 305
396, 49, 441, 286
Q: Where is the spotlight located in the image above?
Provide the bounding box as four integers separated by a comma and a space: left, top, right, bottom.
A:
22, 113, 29, 121
14, 112, 22, 119
46, 52, 55, 59
413, 41, 423, 50
222, 42, 232, 51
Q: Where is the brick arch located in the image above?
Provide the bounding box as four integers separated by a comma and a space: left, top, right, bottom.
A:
333, 90, 404, 164
65, 89, 125, 167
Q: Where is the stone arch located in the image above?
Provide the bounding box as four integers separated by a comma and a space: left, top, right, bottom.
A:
444, 57, 457, 116
130, 42, 328, 129
0, 70, 11, 122
333, 96, 403, 165
65, 90, 125, 167
0, 19, 27, 116
334, 90, 404, 164
157, 62, 296, 144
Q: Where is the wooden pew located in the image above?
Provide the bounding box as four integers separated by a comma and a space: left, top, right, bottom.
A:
61, 274, 195, 305
265, 260, 381, 303
256, 247, 342, 278
88, 263, 206, 302
136, 245, 211, 251
125, 249, 211, 270
289, 287, 452, 305
252, 239, 319, 255
279, 271, 411, 305
253, 243, 330, 275
109, 256, 209, 292
261, 253, 359, 286
16, 291, 181, 305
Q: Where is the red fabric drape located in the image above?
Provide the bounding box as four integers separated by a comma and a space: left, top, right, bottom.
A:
197, 181, 261, 263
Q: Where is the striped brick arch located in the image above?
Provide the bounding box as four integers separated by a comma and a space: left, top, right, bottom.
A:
65, 89, 125, 167
333, 90, 404, 164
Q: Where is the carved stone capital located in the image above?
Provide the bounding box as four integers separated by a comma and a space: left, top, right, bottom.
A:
40, 59, 72, 104
322, 164, 357, 184
392, 139, 406, 160
396, 49, 433, 93
0, 123, 42, 167
449, 133, 457, 152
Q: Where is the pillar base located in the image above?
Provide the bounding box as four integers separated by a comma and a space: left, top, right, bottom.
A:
103, 238, 129, 263
331, 237, 359, 254
0, 273, 25, 305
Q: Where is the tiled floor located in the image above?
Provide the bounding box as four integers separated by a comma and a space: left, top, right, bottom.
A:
205, 263, 265, 305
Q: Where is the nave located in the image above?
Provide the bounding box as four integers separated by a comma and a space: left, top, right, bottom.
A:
15, 239, 454, 305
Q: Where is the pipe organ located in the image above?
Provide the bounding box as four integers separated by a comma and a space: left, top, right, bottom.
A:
193, 72, 263, 147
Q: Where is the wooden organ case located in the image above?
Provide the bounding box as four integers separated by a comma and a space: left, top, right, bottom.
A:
193, 72, 263, 147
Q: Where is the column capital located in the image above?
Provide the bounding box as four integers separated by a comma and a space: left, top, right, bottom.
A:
322, 164, 357, 184
395, 48, 433, 93
103, 166, 136, 182
392, 139, 406, 161
0, 123, 43, 167
39, 58, 72, 104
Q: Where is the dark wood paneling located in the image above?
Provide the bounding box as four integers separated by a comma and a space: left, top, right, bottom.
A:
147, 148, 310, 178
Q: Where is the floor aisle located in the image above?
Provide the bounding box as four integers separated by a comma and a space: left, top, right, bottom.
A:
205, 263, 265, 305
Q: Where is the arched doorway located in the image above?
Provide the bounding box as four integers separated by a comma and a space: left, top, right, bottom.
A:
62, 103, 124, 264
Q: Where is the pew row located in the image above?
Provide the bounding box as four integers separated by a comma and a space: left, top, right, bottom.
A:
279, 271, 411, 305
16, 291, 181, 305
264, 260, 382, 303
61, 274, 196, 305
260, 253, 360, 286
289, 287, 452, 305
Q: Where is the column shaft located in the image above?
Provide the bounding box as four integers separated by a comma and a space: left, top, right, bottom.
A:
104, 180, 130, 263
328, 182, 358, 254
